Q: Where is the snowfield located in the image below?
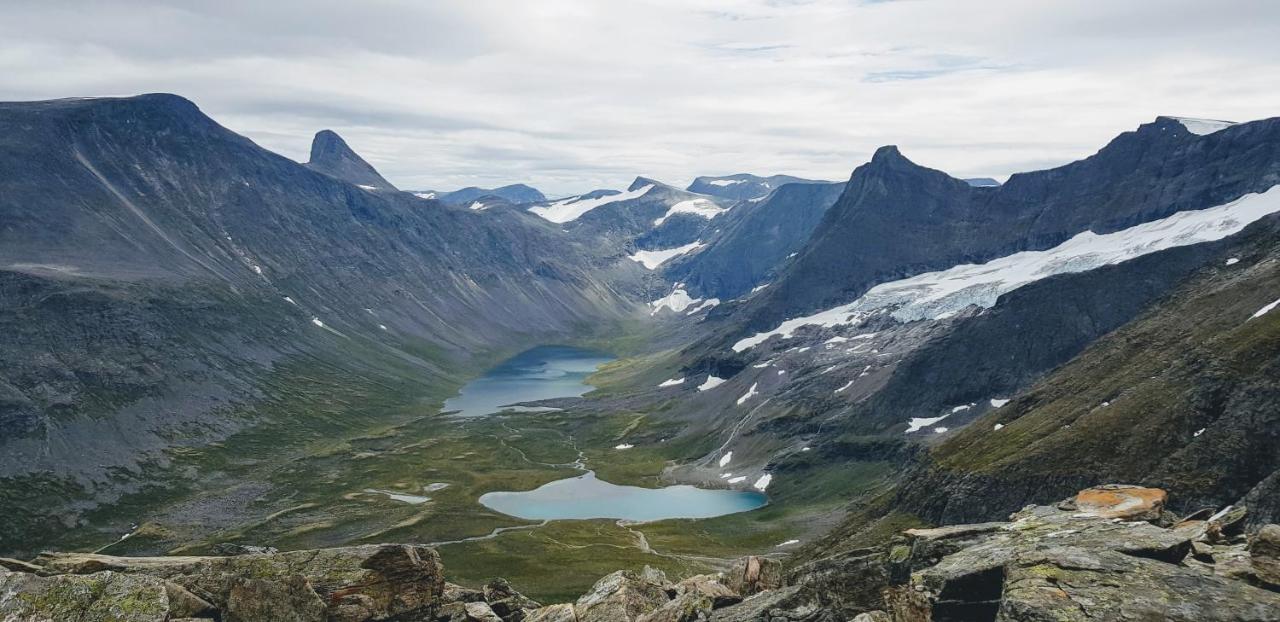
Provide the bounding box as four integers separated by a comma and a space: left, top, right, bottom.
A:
528, 184, 654, 223
629, 241, 706, 270
699, 376, 727, 391
654, 198, 727, 226
1171, 117, 1236, 136
734, 185, 1280, 351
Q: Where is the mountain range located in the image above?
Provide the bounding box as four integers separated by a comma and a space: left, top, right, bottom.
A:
2, 95, 1278, 616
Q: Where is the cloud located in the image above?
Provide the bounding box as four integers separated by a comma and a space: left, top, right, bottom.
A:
1, 0, 1278, 195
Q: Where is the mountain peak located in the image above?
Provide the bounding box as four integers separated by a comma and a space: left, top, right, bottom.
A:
629, 176, 666, 191
305, 130, 397, 191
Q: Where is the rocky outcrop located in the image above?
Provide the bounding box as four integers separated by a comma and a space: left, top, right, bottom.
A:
5, 544, 445, 621
712, 487, 1280, 621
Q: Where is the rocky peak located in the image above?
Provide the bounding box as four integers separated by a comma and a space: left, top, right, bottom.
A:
305, 129, 398, 191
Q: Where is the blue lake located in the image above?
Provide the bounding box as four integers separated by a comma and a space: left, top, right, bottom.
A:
453, 345, 768, 521
442, 345, 614, 417
479, 471, 768, 521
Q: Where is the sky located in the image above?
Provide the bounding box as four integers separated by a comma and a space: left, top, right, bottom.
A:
2, 0, 1278, 197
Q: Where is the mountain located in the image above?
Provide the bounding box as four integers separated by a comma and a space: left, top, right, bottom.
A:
305, 129, 397, 191
662, 181, 845, 300
892, 213, 1280, 527
0, 94, 643, 552
729, 117, 1280, 336
963, 177, 1000, 187
428, 183, 547, 206
687, 173, 826, 201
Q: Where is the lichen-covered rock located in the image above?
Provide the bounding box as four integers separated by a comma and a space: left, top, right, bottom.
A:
575, 569, 671, 622
1250, 523, 1280, 587
524, 603, 579, 622
224, 574, 326, 622
444, 582, 487, 603
637, 576, 740, 622
672, 575, 740, 608
33, 544, 444, 621
850, 612, 890, 622
1073, 484, 1167, 521
0, 568, 173, 621
1000, 546, 1280, 621
723, 557, 783, 597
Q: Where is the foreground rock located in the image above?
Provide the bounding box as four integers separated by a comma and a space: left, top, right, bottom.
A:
710, 486, 1280, 621
5, 544, 445, 621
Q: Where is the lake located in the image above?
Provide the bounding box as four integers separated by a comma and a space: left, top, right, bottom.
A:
479, 471, 768, 521
453, 345, 769, 521
442, 345, 614, 417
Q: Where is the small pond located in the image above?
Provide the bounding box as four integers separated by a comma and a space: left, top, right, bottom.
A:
479, 471, 768, 521
442, 345, 614, 417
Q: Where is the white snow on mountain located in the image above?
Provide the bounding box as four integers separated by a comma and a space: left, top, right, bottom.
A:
413, 192, 436, 199
990, 398, 1010, 408
650, 287, 702, 315
734, 185, 1280, 351
686, 298, 720, 315
659, 377, 685, 387
753, 474, 773, 491
709, 179, 747, 186
905, 414, 950, 434
629, 241, 706, 270
719, 451, 733, 467
1171, 117, 1236, 136
737, 382, 759, 405
654, 198, 727, 226
529, 184, 654, 223
468, 201, 487, 210
1251, 297, 1280, 320
699, 376, 727, 391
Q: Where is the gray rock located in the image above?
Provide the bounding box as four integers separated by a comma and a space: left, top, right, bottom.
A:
1250, 524, 1280, 587
723, 557, 783, 597
0, 568, 172, 621
575, 569, 671, 622
524, 603, 579, 622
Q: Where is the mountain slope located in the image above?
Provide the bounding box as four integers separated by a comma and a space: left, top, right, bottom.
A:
664, 181, 844, 300
0, 94, 644, 552
686, 173, 824, 201
432, 183, 546, 206
891, 213, 1280, 527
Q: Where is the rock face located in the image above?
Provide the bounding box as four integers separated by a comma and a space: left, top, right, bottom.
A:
1252, 524, 1280, 587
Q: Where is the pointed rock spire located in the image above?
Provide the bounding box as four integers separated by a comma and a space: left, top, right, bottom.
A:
305, 130, 397, 191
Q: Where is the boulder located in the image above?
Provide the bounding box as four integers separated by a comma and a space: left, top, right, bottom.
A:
483, 578, 542, 621
637, 576, 740, 622
723, 556, 783, 596
575, 569, 671, 622
851, 613, 890, 622
1250, 523, 1280, 587
224, 575, 327, 622
673, 575, 740, 608
1073, 484, 1167, 521
445, 581, 488, 603
524, 603, 579, 622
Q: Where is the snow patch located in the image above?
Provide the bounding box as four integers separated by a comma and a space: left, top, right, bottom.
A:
719, 451, 733, 467
529, 185, 654, 223
734, 185, 1280, 350
311, 318, 325, 328
413, 192, 436, 199
686, 298, 721, 315
934, 427, 949, 434
1226, 257, 1240, 266
835, 380, 854, 394
990, 398, 1010, 408
727, 476, 747, 484
906, 414, 950, 434
753, 474, 773, 491
1170, 117, 1236, 136
615, 444, 635, 450
699, 376, 727, 391
952, 405, 971, 413
1250, 297, 1280, 320
659, 377, 685, 388
629, 241, 706, 270
357, 184, 379, 191
651, 288, 701, 315
993, 423, 1005, 431
776, 539, 800, 547
1193, 429, 1205, 438
654, 198, 728, 226
709, 179, 747, 186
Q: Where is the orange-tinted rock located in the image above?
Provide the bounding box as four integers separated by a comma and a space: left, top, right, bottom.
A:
1075, 485, 1167, 521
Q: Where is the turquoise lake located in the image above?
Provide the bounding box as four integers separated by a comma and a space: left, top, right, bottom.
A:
449, 345, 769, 521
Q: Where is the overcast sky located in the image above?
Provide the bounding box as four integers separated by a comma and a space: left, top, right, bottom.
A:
2, 0, 1278, 196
